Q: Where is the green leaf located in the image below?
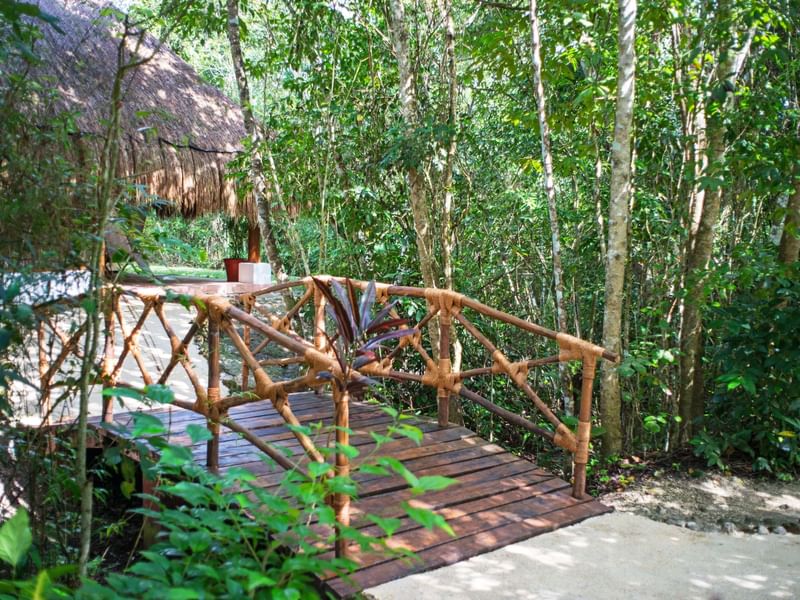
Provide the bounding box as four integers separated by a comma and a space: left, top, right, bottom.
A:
159, 444, 193, 467
245, 571, 276, 592
0, 508, 32, 568
145, 384, 175, 404
308, 461, 333, 478
102, 386, 142, 400
403, 503, 454, 536
334, 443, 359, 459
131, 413, 167, 437
411, 475, 456, 495
186, 423, 213, 443
166, 587, 201, 600
388, 424, 423, 444
368, 515, 403, 537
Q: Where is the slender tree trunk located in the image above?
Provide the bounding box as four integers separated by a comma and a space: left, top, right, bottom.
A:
592, 127, 607, 261
438, 0, 463, 423
226, 0, 298, 299
678, 11, 755, 439
600, 0, 637, 457
527, 0, 571, 413
778, 180, 800, 264
386, 0, 440, 350
77, 18, 156, 577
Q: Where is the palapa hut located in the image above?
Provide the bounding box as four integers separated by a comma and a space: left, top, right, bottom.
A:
28, 0, 262, 259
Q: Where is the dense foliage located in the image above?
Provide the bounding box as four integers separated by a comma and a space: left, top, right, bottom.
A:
136, 0, 799, 475
1, 0, 799, 595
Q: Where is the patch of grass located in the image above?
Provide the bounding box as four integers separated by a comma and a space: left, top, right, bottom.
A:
150, 265, 225, 279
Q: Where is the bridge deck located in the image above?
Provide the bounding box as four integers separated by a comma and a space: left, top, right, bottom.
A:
90, 392, 610, 597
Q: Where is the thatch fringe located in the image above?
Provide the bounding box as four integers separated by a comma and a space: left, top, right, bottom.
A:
26, 0, 255, 220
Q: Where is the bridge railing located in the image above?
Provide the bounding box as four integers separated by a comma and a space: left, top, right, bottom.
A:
64, 276, 617, 558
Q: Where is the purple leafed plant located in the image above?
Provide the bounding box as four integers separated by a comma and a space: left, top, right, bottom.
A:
311, 278, 418, 392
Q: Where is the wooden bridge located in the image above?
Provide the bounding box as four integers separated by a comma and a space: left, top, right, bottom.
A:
41, 276, 617, 596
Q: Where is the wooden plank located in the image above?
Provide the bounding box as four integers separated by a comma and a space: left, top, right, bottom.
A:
353, 441, 506, 485
206, 418, 441, 470
325, 478, 586, 576
357, 452, 522, 498
328, 500, 612, 596
241, 426, 477, 484
351, 460, 548, 522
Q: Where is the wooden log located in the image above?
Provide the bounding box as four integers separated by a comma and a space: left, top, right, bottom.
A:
459, 354, 561, 379
101, 293, 116, 422
111, 300, 154, 385
333, 384, 351, 559
220, 319, 326, 464
313, 285, 327, 353
453, 312, 564, 432
206, 312, 221, 473
156, 311, 207, 385
572, 355, 596, 499
154, 302, 207, 404
246, 278, 306, 299
438, 310, 451, 427
247, 222, 261, 262
37, 320, 50, 427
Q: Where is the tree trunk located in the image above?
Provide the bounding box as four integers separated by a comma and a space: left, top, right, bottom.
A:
677, 11, 755, 440
527, 0, 571, 413
778, 180, 800, 264
592, 127, 607, 261
386, 0, 440, 351
226, 0, 297, 300
438, 0, 463, 424
77, 18, 158, 577
600, 0, 637, 457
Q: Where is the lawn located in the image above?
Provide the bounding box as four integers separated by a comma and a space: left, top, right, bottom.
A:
150, 264, 225, 279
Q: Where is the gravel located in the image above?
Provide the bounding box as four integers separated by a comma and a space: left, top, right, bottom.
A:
603, 471, 800, 536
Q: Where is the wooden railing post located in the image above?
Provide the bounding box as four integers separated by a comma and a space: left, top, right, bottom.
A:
333, 383, 350, 558
206, 311, 221, 472
572, 355, 596, 498
313, 285, 327, 353
101, 290, 117, 423
37, 319, 50, 427
437, 309, 451, 427
240, 296, 254, 392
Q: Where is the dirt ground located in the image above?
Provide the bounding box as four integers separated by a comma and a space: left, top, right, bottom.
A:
604, 470, 800, 535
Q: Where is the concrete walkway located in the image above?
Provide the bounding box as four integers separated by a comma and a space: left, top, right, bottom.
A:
367, 512, 799, 600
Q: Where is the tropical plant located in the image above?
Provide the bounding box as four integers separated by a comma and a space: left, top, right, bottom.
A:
311, 277, 418, 393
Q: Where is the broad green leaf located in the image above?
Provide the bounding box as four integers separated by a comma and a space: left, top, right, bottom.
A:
186, 423, 213, 443
0, 508, 31, 568
131, 413, 167, 437
411, 475, 457, 495
308, 461, 333, 478
145, 384, 175, 404
368, 515, 403, 537
102, 386, 142, 400
403, 504, 454, 536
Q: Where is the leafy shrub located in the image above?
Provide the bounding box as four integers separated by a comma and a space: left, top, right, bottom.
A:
76, 386, 453, 599
692, 256, 799, 477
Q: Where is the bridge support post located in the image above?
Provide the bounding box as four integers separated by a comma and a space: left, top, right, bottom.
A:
240, 296, 254, 392
572, 355, 596, 498
333, 384, 351, 558
101, 290, 117, 423
206, 311, 221, 473
313, 286, 327, 395
437, 310, 451, 428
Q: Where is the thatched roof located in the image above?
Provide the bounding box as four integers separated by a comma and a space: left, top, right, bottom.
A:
30, 0, 255, 219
